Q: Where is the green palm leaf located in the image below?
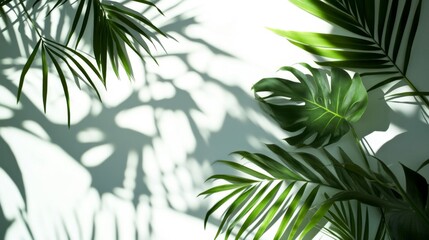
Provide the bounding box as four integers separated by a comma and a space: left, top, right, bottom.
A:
271, 0, 428, 107
382, 164, 429, 240
202, 146, 348, 240
203, 144, 429, 239
253, 64, 367, 148
67, 0, 168, 80
323, 200, 387, 240
16, 38, 103, 126
10, 0, 167, 122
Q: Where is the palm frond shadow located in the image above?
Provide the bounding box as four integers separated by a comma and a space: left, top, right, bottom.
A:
0, 1, 284, 239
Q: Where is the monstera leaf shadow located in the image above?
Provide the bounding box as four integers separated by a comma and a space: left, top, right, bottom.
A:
0, 0, 284, 239
376, 108, 429, 174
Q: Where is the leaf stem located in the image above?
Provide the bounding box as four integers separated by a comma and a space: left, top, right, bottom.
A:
350, 125, 370, 170
335, 1, 429, 111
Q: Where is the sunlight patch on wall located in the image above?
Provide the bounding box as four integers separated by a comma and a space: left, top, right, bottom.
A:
364, 123, 406, 154
173, 71, 204, 91
0, 86, 21, 110
22, 120, 50, 141
0, 106, 13, 120
148, 81, 176, 101
155, 56, 188, 80
115, 106, 157, 136
77, 128, 105, 143
0, 168, 25, 220
156, 109, 196, 162
81, 144, 115, 168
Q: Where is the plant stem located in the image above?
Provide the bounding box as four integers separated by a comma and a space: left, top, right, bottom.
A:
350, 125, 370, 170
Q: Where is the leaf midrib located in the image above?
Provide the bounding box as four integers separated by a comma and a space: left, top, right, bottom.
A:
304, 97, 344, 120
335, 1, 429, 108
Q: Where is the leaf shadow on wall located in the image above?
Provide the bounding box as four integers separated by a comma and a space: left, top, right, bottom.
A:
0, 1, 283, 239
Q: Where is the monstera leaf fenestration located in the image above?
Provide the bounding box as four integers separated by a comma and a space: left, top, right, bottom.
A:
253, 64, 367, 148
271, 0, 429, 107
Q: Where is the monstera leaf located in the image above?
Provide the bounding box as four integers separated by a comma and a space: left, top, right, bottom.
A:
271, 0, 429, 107
253, 64, 367, 148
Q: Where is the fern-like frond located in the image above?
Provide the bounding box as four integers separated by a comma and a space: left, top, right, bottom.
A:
272, 0, 428, 107
17, 37, 103, 126
66, 0, 168, 80
202, 145, 429, 239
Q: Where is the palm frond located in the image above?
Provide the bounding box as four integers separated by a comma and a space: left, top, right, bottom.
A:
17, 38, 103, 127
201, 146, 350, 240
202, 144, 429, 239
66, 0, 168, 80
9, 0, 167, 122
271, 0, 428, 107
323, 199, 387, 240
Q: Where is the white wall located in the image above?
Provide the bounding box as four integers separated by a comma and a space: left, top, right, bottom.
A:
1, 0, 428, 239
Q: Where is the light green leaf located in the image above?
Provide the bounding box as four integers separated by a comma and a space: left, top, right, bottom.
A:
274, 183, 307, 239
203, 186, 247, 229
235, 182, 283, 239
287, 185, 320, 240
254, 183, 295, 239
281, 0, 426, 106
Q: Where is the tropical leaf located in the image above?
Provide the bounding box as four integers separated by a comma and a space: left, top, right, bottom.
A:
66, 0, 168, 79
271, 0, 429, 107
203, 144, 429, 239
17, 38, 103, 126
323, 199, 387, 240
382, 164, 429, 240
9, 0, 167, 123
201, 146, 355, 240
253, 64, 367, 148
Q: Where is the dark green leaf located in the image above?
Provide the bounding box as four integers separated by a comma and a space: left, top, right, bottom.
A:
203, 186, 246, 229
289, 0, 367, 36
284, 0, 425, 102
41, 44, 48, 112
266, 144, 319, 181
402, 164, 428, 208
18, 39, 42, 102
287, 185, 320, 240
403, 0, 421, 74
215, 160, 273, 180
253, 64, 367, 147
215, 187, 255, 239
417, 159, 429, 172
224, 184, 270, 239
235, 181, 283, 239
45, 48, 71, 127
